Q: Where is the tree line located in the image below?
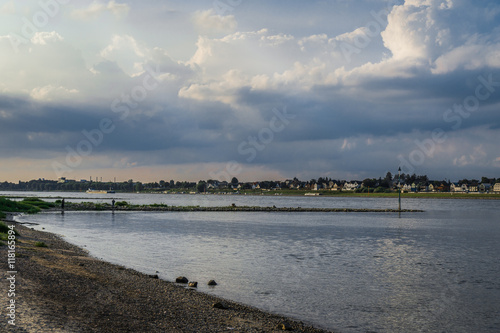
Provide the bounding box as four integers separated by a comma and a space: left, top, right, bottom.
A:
0, 174, 498, 192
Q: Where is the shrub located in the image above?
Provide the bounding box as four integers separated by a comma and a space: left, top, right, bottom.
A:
34, 241, 48, 248
0, 197, 41, 214
0, 221, 10, 233
0, 222, 18, 236
22, 198, 56, 209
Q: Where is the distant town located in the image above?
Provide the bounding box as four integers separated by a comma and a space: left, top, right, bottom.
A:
1, 173, 499, 194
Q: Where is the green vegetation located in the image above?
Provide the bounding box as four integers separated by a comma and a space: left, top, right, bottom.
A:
0, 197, 57, 221
0, 221, 16, 234
0, 221, 18, 246
0, 196, 41, 215
34, 241, 48, 248
22, 197, 56, 209
146, 203, 170, 208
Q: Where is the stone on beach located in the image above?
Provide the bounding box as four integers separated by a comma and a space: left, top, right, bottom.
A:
176, 276, 189, 283
208, 279, 218, 286
212, 301, 229, 309
277, 322, 293, 330
188, 281, 198, 288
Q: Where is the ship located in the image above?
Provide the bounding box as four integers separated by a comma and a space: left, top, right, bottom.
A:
86, 188, 115, 194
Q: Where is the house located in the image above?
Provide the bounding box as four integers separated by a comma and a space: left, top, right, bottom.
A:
402, 184, 411, 192
343, 182, 360, 191
331, 183, 342, 191
438, 183, 450, 192
479, 183, 492, 193
493, 183, 500, 193
451, 183, 462, 192
420, 184, 429, 192
468, 183, 478, 193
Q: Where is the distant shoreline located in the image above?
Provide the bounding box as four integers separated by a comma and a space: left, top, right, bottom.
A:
2, 190, 500, 200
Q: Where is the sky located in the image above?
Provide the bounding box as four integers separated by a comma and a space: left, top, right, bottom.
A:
0, 0, 499, 183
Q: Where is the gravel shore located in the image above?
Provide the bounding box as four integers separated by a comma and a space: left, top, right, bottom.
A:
1, 221, 334, 332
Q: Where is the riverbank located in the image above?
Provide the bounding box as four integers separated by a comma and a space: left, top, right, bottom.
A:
0, 221, 333, 332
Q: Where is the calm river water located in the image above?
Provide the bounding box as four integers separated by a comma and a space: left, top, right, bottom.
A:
9, 192, 500, 332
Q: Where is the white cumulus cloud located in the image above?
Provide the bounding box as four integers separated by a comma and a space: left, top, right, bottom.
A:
71, 0, 129, 20
31, 31, 63, 45
192, 9, 237, 35
30, 85, 78, 101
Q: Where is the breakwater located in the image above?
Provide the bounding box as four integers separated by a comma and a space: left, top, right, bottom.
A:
62, 202, 423, 213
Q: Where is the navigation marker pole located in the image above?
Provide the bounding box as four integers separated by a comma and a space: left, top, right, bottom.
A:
398, 167, 401, 212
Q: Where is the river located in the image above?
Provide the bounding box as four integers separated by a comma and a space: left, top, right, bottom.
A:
8, 192, 500, 332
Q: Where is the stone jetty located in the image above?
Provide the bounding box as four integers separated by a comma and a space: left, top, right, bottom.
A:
62, 202, 423, 213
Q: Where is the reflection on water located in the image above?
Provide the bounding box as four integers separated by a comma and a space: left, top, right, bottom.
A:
16, 195, 500, 333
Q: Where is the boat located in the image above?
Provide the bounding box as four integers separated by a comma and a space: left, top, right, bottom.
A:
86, 188, 115, 194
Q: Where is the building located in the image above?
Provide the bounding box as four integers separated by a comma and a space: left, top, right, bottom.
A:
479, 183, 492, 193
451, 183, 463, 192
343, 182, 360, 191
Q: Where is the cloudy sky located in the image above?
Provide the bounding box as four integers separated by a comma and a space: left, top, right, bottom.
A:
0, 0, 499, 183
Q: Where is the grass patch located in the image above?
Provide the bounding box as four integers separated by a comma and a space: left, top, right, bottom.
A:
0, 196, 41, 214
0, 221, 11, 233
0, 221, 19, 245
0, 196, 58, 218
0, 221, 18, 236
34, 241, 48, 248
22, 197, 56, 209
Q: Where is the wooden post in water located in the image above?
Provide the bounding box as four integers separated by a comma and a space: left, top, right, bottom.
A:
398, 167, 401, 212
